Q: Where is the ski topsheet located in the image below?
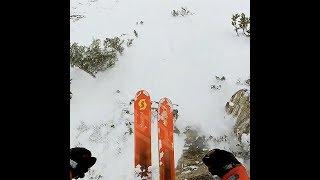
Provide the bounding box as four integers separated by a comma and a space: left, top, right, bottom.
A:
134, 90, 152, 179
158, 98, 175, 180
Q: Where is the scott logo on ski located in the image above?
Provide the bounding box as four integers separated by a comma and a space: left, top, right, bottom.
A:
134, 90, 152, 179
138, 99, 147, 110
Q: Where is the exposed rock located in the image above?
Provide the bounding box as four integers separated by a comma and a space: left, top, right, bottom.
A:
175, 127, 215, 180
225, 89, 250, 140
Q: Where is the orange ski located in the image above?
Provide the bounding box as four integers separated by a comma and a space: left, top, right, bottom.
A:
134, 90, 152, 179
158, 98, 175, 180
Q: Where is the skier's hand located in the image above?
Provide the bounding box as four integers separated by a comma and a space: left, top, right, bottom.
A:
202, 149, 241, 177
70, 147, 97, 179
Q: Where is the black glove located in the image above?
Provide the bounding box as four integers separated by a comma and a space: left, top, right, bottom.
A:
70, 147, 97, 179
202, 149, 240, 177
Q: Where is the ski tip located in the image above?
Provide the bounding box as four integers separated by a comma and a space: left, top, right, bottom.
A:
142, 90, 150, 97
134, 90, 150, 100
159, 97, 172, 105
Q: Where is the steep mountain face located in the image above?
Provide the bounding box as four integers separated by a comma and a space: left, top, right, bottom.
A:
70, 0, 250, 179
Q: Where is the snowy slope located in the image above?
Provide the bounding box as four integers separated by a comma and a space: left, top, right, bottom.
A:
70, 0, 249, 179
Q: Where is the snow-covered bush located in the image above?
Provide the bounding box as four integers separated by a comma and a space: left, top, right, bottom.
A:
136, 21, 144, 25
171, 10, 179, 17
171, 7, 193, 17
126, 39, 134, 47
133, 30, 138, 38
231, 13, 250, 37
215, 75, 226, 81
70, 14, 85, 22
70, 37, 124, 77
105, 37, 124, 55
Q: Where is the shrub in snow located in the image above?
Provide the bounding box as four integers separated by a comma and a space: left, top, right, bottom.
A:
77, 121, 90, 133
134, 30, 138, 38
86, 169, 103, 180
211, 75, 226, 91
135, 21, 144, 25
210, 84, 221, 90
231, 13, 250, 37
171, 7, 193, 17
70, 37, 124, 77
125, 122, 133, 135
127, 38, 134, 47
236, 78, 250, 86
105, 37, 124, 55
215, 75, 226, 81
172, 10, 179, 17
180, 7, 191, 16
173, 109, 179, 120
231, 14, 240, 35
70, 14, 85, 22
